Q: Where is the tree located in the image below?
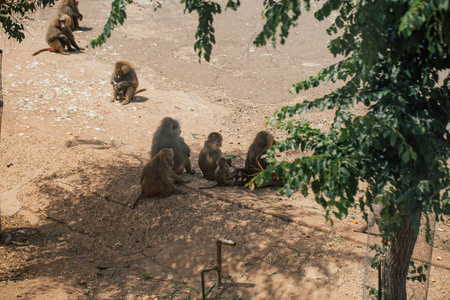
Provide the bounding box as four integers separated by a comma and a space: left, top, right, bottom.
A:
0, 0, 56, 41
258, 2, 450, 299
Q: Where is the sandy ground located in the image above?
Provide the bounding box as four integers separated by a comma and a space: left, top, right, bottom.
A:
0, 0, 449, 299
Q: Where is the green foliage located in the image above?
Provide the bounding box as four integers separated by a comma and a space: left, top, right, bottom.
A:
0, 0, 55, 42
91, 0, 133, 48
368, 244, 387, 268
367, 286, 379, 300
254, 0, 308, 47
181, 0, 240, 61
253, 1, 450, 241
93, 0, 240, 61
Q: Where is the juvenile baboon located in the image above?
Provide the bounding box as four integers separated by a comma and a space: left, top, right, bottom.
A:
131, 148, 187, 208
58, 0, 83, 30
111, 61, 146, 105
151, 117, 193, 175
200, 157, 234, 189
245, 130, 275, 173
232, 167, 250, 186
198, 132, 223, 180
32, 14, 83, 56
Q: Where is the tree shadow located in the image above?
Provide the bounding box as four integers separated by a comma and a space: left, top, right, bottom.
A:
0, 144, 369, 299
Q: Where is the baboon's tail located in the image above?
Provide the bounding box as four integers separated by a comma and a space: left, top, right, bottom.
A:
32, 48, 49, 56
198, 183, 219, 190
135, 88, 146, 95
130, 192, 145, 209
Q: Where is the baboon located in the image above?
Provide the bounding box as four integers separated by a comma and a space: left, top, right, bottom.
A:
32, 14, 83, 56
245, 130, 275, 173
238, 131, 283, 188
198, 132, 223, 180
200, 157, 234, 189
58, 0, 83, 30
232, 167, 250, 186
111, 61, 146, 105
131, 148, 187, 208
151, 117, 193, 175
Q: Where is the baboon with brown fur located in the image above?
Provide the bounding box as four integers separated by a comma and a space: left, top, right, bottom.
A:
131, 148, 187, 208
58, 0, 83, 30
198, 132, 223, 180
200, 157, 234, 189
111, 61, 146, 105
32, 14, 83, 56
245, 130, 275, 173
151, 117, 193, 175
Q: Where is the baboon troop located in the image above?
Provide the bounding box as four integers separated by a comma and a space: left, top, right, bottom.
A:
32, 14, 83, 56
151, 117, 193, 175
198, 132, 223, 180
58, 0, 83, 30
111, 61, 146, 105
132, 148, 187, 208
29, 2, 288, 203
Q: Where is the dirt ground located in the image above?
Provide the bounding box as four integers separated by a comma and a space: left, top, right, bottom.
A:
0, 1, 449, 299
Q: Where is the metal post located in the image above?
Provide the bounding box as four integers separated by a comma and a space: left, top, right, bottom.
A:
216, 238, 236, 287
201, 238, 236, 300
217, 239, 222, 286
201, 266, 217, 300
378, 264, 382, 300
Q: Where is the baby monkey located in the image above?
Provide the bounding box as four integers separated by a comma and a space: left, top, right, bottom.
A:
199, 157, 234, 189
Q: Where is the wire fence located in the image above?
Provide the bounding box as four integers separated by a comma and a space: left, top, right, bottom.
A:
362, 213, 436, 300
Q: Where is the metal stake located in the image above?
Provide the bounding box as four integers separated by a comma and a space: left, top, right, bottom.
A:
201, 238, 236, 299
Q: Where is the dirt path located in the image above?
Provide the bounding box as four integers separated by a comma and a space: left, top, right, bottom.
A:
1, 1, 449, 299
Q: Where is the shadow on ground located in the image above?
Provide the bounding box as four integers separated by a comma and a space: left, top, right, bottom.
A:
0, 140, 368, 299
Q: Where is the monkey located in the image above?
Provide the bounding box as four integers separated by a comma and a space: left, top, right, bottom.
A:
150, 117, 194, 175
232, 167, 251, 186
111, 61, 146, 105
199, 157, 234, 189
131, 148, 188, 208
32, 14, 83, 56
198, 132, 223, 180
235, 130, 283, 188
245, 130, 275, 172
58, 0, 83, 30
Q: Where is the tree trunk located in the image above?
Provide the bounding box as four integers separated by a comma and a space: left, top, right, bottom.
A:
381, 216, 420, 300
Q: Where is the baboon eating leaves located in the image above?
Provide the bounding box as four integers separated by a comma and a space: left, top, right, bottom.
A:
32, 14, 83, 56
58, 0, 83, 30
151, 117, 193, 175
198, 132, 223, 180
131, 148, 187, 208
199, 157, 234, 189
111, 61, 146, 105
240, 130, 283, 188
245, 130, 275, 172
